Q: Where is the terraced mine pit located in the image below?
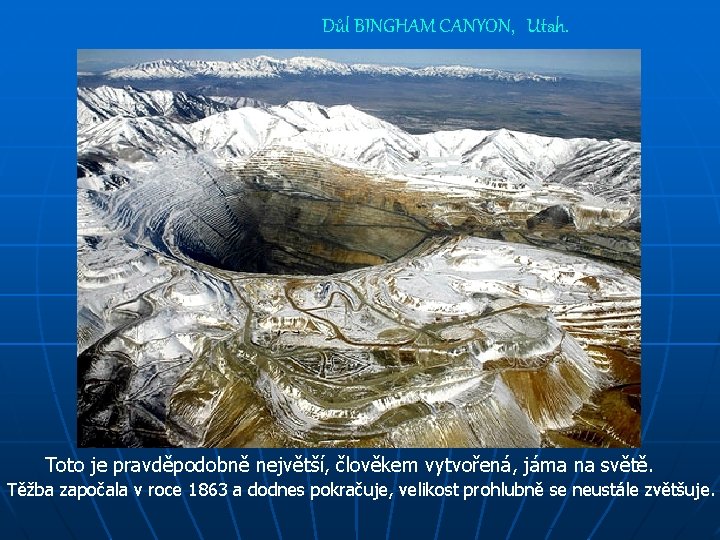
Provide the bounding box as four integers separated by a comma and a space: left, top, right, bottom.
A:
110, 149, 639, 280
184, 160, 437, 276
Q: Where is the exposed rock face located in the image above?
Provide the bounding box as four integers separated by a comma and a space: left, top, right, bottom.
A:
77, 97, 640, 448
164, 234, 637, 447
228, 149, 640, 275
526, 205, 574, 230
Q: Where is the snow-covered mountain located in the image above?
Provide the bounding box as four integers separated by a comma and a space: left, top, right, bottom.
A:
77, 86, 265, 131
545, 140, 641, 204
188, 108, 300, 158
77, 91, 639, 206
101, 56, 560, 82
78, 116, 196, 161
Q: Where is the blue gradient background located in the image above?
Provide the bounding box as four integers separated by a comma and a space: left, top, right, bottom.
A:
1, 1, 719, 539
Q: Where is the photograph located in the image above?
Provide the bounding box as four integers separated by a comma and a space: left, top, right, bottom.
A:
76, 49, 640, 448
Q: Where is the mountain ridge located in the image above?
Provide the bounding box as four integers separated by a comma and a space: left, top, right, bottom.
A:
77, 86, 639, 209
98, 56, 561, 82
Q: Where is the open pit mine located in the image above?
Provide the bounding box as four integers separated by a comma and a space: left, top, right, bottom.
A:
77, 86, 640, 447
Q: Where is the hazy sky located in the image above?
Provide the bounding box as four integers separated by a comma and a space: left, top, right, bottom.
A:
78, 49, 640, 77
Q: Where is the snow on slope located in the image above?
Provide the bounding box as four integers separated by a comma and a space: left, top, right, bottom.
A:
271, 101, 424, 169
188, 108, 300, 158
545, 140, 641, 204
180, 101, 425, 169
417, 129, 589, 185
78, 116, 196, 161
272, 101, 397, 132
78, 86, 265, 131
